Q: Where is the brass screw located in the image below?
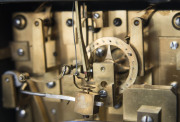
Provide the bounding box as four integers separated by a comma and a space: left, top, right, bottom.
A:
46, 81, 56, 88
99, 89, 107, 98
19, 73, 29, 82
5, 78, 9, 82
141, 115, 153, 122
94, 13, 100, 19
34, 21, 39, 26
100, 66, 105, 72
113, 18, 122, 26
170, 41, 179, 50
134, 20, 140, 26
66, 19, 73, 27
19, 109, 26, 118
17, 48, 24, 56
13, 15, 27, 29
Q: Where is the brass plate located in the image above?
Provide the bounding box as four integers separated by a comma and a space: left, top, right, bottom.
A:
87, 37, 138, 93
2, 74, 16, 108
10, 41, 29, 61
123, 85, 177, 122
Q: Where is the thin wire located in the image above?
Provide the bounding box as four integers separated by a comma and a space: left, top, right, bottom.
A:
72, 1, 78, 72
73, 75, 83, 89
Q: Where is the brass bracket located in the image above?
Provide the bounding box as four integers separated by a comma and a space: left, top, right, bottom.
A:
87, 37, 138, 94
2, 74, 17, 108
32, 18, 57, 74
130, 17, 145, 76
32, 19, 46, 74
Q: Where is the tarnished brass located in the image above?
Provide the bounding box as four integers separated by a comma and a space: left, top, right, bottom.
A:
123, 85, 177, 122
92, 11, 108, 28
6, 9, 180, 122
32, 19, 46, 74
2, 74, 16, 108
45, 41, 57, 68
16, 106, 33, 122
74, 92, 100, 115
130, 17, 144, 76
27, 80, 50, 122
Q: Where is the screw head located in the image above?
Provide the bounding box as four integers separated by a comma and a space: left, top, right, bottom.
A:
46, 81, 56, 88
113, 18, 122, 26
19, 109, 26, 118
62, 65, 70, 75
5, 78, 9, 82
175, 17, 180, 27
89, 69, 93, 73
53, 52, 58, 57
172, 13, 180, 30
100, 66, 105, 72
18, 73, 29, 82
17, 48, 24, 56
34, 21, 39, 26
96, 47, 106, 57
19, 74, 25, 81
66, 19, 73, 27
114, 103, 121, 109
51, 109, 56, 114
134, 20, 140, 26
94, 13, 100, 19
141, 115, 153, 122
170, 41, 179, 50
13, 15, 27, 30
99, 90, 107, 98
170, 81, 178, 90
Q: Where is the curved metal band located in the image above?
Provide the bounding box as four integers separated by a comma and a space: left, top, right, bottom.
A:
86, 37, 138, 93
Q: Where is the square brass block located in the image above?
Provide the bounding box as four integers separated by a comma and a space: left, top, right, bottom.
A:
123, 85, 177, 122
137, 105, 161, 122
74, 92, 100, 115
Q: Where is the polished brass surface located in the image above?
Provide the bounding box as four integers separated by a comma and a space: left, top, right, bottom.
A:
2, 9, 180, 122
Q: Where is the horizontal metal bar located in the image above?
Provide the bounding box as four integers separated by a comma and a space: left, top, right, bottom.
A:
21, 90, 46, 97
20, 90, 75, 101
45, 94, 75, 101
